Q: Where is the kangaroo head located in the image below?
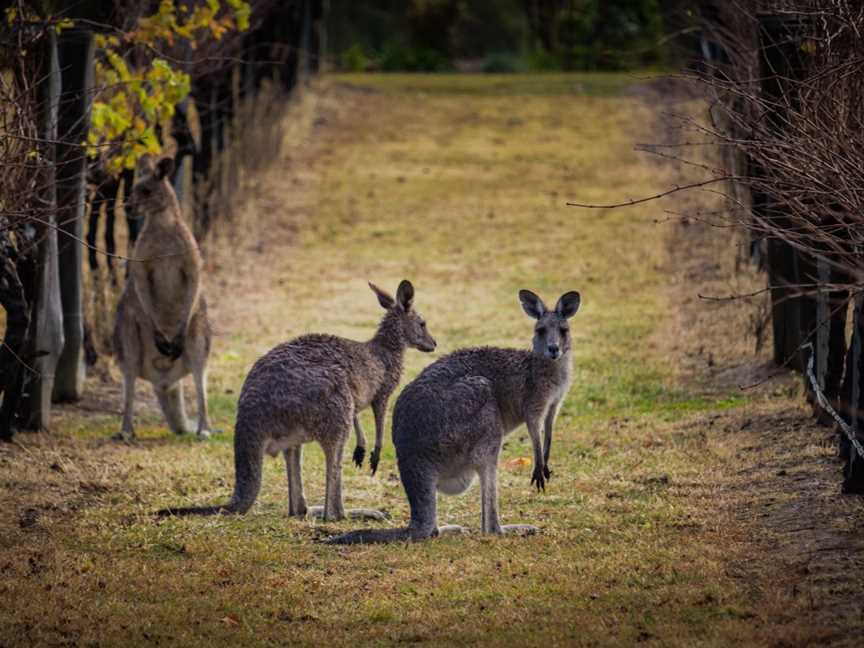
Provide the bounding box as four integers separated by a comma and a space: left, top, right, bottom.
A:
369, 280, 437, 352
132, 155, 177, 217
519, 289, 581, 361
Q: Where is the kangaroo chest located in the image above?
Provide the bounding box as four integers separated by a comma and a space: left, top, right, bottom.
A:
351, 353, 399, 410
512, 365, 572, 430
352, 378, 380, 411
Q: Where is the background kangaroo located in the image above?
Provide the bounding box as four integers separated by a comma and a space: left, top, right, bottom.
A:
158, 280, 437, 521
113, 155, 213, 441
328, 289, 580, 544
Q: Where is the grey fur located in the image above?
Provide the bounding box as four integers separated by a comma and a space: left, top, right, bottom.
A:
328, 289, 580, 544
113, 155, 213, 441
157, 280, 436, 521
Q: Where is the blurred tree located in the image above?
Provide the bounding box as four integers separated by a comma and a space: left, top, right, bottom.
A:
450, 0, 527, 59
328, 0, 666, 70
525, 0, 665, 69
523, 0, 568, 52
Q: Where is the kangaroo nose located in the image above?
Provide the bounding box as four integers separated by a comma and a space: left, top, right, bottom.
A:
547, 344, 560, 358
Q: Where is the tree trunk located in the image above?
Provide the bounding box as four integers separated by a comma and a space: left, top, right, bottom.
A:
757, 14, 808, 372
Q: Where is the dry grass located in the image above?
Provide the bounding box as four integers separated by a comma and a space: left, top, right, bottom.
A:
0, 73, 841, 647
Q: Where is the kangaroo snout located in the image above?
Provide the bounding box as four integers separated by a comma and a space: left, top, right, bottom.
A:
546, 344, 560, 360
420, 338, 437, 352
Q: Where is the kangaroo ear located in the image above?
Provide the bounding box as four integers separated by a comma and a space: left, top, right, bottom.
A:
136, 153, 156, 175
396, 280, 414, 311
369, 282, 395, 309
156, 157, 175, 180
555, 291, 581, 319
519, 289, 546, 320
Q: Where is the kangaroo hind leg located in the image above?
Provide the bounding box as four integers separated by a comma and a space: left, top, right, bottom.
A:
308, 436, 386, 522
398, 456, 448, 539
284, 446, 307, 517
155, 382, 193, 435
113, 318, 140, 441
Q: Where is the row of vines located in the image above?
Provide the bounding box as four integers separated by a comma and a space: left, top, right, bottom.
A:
695, 0, 864, 491
0, 0, 325, 439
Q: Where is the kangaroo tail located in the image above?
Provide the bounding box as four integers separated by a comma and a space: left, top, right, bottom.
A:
156, 504, 235, 517
325, 520, 437, 544
325, 527, 416, 545
156, 419, 263, 517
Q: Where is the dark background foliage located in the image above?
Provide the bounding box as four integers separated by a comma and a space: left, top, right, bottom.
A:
327, 0, 675, 72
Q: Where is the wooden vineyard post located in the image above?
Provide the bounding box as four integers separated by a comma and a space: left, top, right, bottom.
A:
309, 0, 325, 75
842, 296, 864, 493
171, 100, 196, 218
757, 14, 807, 371
300, 0, 312, 82
192, 79, 218, 239
53, 28, 94, 402
797, 250, 823, 404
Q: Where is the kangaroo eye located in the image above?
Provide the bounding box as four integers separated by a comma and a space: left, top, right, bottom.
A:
419, 321, 426, 329
536, 327, 546, 336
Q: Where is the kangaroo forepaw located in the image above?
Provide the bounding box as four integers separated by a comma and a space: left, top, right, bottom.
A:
154, 331, 184, 360
530, 465, 546, 492
369, 448, 381, 476
169, 333, 185, 359
353, 445, 365, 468
543, 464, 552, 480
154, 331, 174, 357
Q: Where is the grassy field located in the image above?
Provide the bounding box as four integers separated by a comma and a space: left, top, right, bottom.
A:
0, 73, 816, 646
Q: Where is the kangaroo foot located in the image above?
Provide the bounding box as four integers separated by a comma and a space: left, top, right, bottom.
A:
436, 524, 470, 537
188, 419, 222, 440
306, 505, 346, 522
345, 508, 388, 521
352, 445, 365, 468
500, 524, 539, 536
288, 501, 308, 517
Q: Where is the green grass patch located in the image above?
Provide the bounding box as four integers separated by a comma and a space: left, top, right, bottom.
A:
0, 73, 791, 648
328, 71, 668, 97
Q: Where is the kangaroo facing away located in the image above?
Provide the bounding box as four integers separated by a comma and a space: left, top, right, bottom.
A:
157, 280, 437, 521
113, 155, 213, 441
328, 289, 580, 544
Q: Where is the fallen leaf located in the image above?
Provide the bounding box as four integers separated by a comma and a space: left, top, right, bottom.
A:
505, 457, 531, 469
221, 614, 240, 627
